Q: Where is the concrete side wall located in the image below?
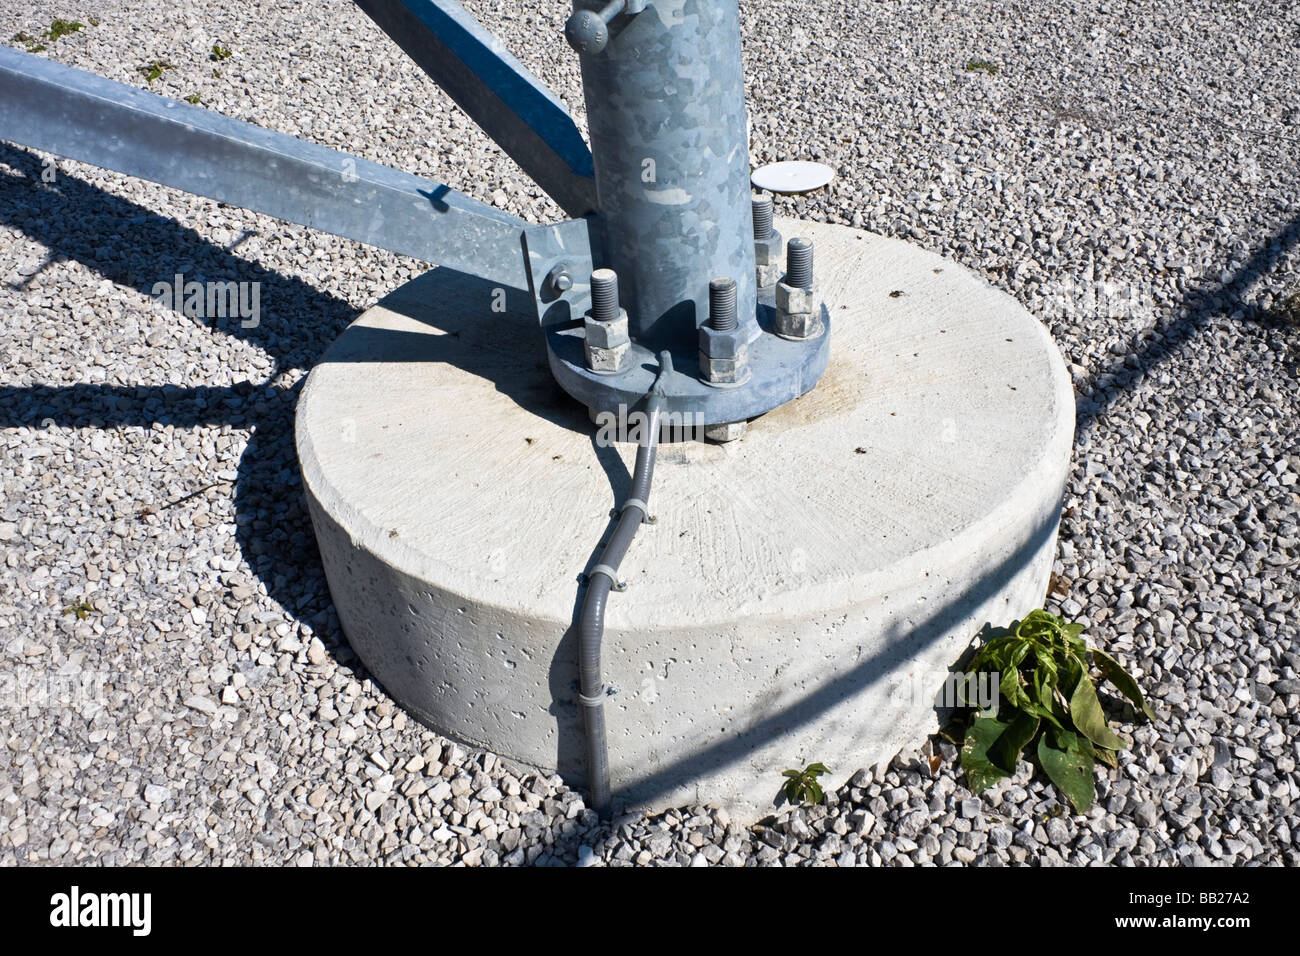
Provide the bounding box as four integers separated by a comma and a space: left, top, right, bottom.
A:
305, 483, 1060, 817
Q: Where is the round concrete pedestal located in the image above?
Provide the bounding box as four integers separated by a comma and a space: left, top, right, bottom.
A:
296, 220, 1074, 819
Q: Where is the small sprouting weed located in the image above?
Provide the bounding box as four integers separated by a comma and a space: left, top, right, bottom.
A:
781, 762, 829, 806
46, 18, 83, 41
1279, 290, 1300, 325
957, 609, 1155, 813
12, 18, 84, 52
964, 58, 1000, 75
62, 600, 95, 621
184, 93, 201, 105
210, 43, 232, 61
137, 60, 176, 84
12, 31, 46, 53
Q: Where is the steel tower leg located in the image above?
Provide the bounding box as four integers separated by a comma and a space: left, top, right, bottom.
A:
572, 0, 759, 352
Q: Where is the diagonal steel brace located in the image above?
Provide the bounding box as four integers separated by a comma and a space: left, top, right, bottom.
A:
0, 45, 532, 290
354, 0, 597, 217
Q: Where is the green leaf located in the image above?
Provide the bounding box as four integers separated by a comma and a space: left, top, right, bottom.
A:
1037, 730, 1095, 813
1008, 640, 1031, 669
990, 711, 1039, 774
1069, 671, 1128, 751
1061, 651, 1085, 699
1068, 637, 1088, 666
1022, 609, 1056, 631
1032, 643, 1059, 684
999, 666, 1029, 710
804, 762, 829, 777
972, 634, 1017, 673
1092, 745, 1118, 769
1091, 647, 1157, 722
1025, 609, 1067, 646
960, 716, 1011, 794
1032, 666, 1055, 713
1022, 699, 1065, 732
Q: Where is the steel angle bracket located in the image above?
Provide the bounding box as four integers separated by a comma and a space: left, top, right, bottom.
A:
522, 217, 598, 328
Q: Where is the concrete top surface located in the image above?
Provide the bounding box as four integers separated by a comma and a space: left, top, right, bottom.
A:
297, 219, 1074, 629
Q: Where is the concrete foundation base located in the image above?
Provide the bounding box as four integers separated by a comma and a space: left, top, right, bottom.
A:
295, 220, 1074, 820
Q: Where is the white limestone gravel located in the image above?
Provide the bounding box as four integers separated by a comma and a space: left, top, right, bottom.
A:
0, 0, 1296, 865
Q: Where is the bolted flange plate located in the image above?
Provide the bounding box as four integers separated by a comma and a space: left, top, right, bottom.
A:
524, 217, 831, 425
545, 292, 831, 425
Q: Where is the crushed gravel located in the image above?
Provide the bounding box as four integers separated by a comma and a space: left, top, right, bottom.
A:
0, 0, 1297, 865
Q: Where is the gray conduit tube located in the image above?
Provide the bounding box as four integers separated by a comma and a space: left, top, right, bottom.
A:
578, 351, 671, 817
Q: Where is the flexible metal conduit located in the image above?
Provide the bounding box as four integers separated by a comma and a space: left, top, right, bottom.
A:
578, 352, 671, 816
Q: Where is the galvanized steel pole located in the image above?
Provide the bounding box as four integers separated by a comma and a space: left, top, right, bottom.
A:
568, 0, 759, 353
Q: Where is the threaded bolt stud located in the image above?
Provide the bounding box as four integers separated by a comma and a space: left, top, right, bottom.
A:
590, 268, 619, 322
785, 237, 814, 290
708, 277, 738, 332
752, 194, 774, 241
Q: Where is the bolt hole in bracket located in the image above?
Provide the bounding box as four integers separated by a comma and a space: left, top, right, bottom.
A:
522, 218, 831, 427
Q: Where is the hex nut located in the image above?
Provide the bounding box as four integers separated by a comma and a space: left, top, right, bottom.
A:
585, 309, 628, 349
774, 307, 825, 340
698, 324, 749, 384
775, 279, 819, 316
755, 229, 784, 287
755, 229, 783, 267
584, 309, 630, 373
775, 279, 823, 338
586, 340, 630, 373
698, 324, 746, 358
701, 354, 749, 383
705, 420, 747, 443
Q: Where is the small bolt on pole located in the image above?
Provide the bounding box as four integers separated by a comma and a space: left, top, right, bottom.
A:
775, 237, 824, 341
590, 268, 620, 322
564, 0, 647, 55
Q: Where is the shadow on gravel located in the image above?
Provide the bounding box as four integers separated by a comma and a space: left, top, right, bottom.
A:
0, 143, 359, 642
0, 144, 358, 372
1074, 213, 1300, 433
0, 144, 634, 803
